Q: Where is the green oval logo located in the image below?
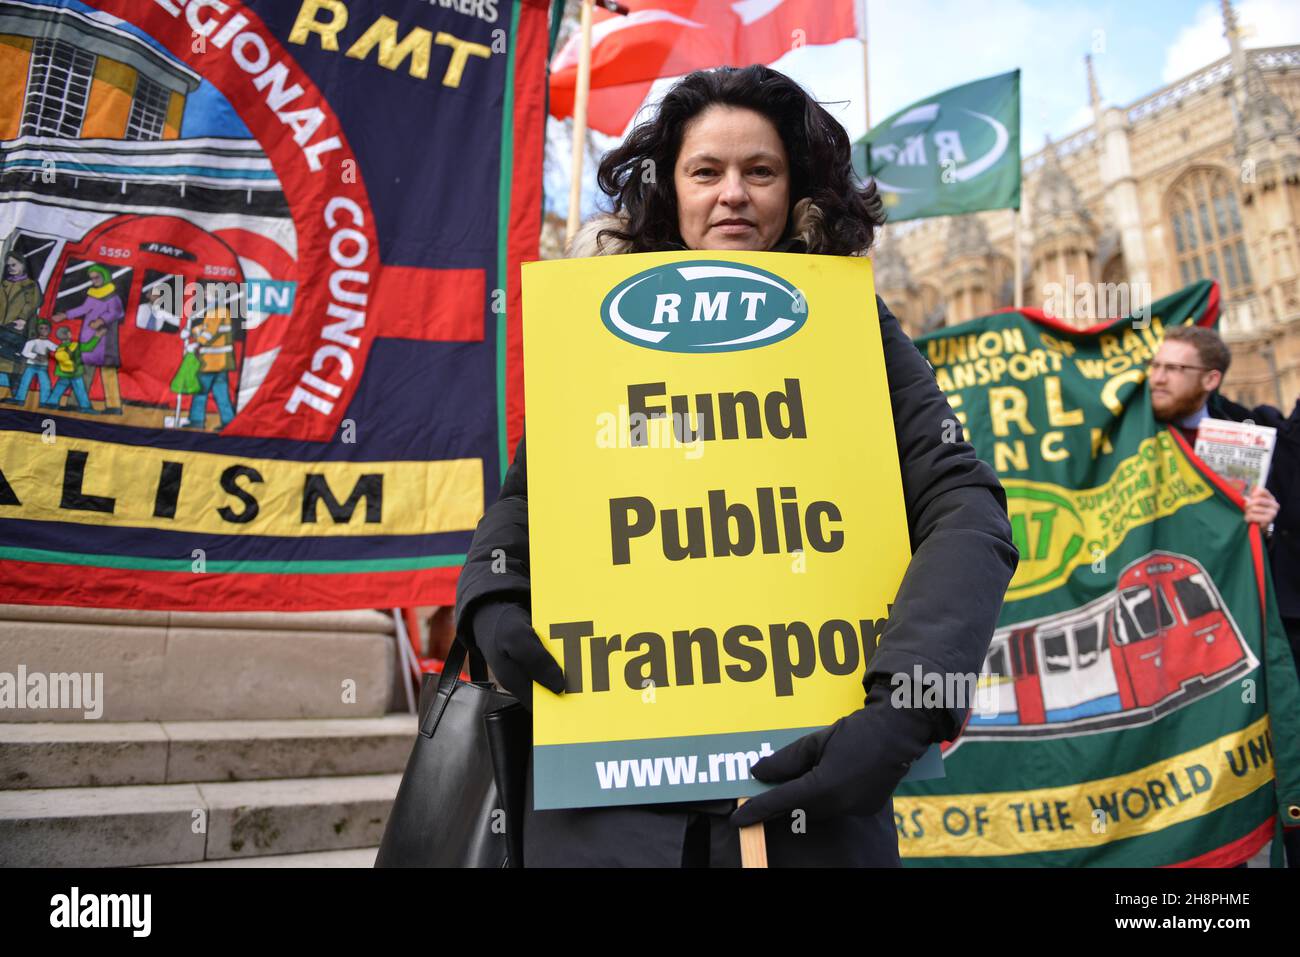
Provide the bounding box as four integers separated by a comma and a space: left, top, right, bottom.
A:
1003, 482, 1087, 600
600, 260, 806, 353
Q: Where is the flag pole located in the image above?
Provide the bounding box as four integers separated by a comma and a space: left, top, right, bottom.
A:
859, 0, 870, 132
1012, 208, 1023, 309
736, 798, 768, 867
566, 0, 595, 247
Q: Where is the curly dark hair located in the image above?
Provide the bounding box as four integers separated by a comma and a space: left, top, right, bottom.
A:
594, 64, 884, 255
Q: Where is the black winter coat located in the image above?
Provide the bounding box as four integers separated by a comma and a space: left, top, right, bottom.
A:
454, 295, 1019, 866
1208, 393, 1300, 620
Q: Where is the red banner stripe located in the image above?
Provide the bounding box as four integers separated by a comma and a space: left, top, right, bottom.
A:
0, 559, 461, 611
1164, 816, 1274, 868
372, 265, 485, 342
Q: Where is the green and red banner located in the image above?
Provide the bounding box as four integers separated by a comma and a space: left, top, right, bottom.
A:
897, 280, 1300, 866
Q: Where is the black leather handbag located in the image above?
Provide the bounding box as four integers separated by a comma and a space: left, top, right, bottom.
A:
375, 637, 530, 867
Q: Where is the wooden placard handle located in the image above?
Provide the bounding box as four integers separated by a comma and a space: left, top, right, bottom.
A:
736, 798, 768, 868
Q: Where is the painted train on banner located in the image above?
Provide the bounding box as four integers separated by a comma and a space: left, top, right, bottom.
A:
0, 0, 296, 430
957, 550, 1258, 749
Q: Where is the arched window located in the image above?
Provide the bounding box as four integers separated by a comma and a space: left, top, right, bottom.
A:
917, 283, 944, 333
991, 255, 1015, 310
1167, 168, 1253, 295
1100, 253, 1126, 287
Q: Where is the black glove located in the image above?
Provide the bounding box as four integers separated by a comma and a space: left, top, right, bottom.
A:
730, 677, 937, 827
468, 600, 565, 710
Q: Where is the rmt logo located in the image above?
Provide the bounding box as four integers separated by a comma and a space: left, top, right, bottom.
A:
601, 260, 807, 354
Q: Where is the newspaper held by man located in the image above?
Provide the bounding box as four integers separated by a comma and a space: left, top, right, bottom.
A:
1193, 418, 1277, 491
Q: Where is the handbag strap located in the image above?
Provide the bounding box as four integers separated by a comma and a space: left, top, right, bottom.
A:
439, 635, 489, 688
421, 635, 491, 737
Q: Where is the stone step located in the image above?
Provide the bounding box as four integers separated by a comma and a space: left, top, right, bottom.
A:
0, 715, 418, 790
0, 606, 399, 722
160, 846, 379, 867
0, 773, 402, 867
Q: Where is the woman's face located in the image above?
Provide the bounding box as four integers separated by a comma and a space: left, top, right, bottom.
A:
673, 105, 790, 252
6, 256, 21, 277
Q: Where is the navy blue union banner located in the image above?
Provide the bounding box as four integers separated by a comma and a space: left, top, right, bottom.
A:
0, 0, 558, 610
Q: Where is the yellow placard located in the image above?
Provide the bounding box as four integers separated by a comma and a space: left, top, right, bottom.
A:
522, 251, 913, 809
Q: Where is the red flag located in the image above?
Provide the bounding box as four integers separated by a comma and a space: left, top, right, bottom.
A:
550, 0, 860, 135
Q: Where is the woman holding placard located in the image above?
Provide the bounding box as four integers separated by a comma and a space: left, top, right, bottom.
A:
456, 64, 1018, 867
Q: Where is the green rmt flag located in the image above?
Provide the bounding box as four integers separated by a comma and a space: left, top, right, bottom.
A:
854, 69, 1021, 222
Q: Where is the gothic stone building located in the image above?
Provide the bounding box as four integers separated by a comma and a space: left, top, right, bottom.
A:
874, 5, 1300, 410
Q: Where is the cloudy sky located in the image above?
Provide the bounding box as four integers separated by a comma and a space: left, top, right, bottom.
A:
547, 0, 1300, 216
807, 0, 1300, 146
